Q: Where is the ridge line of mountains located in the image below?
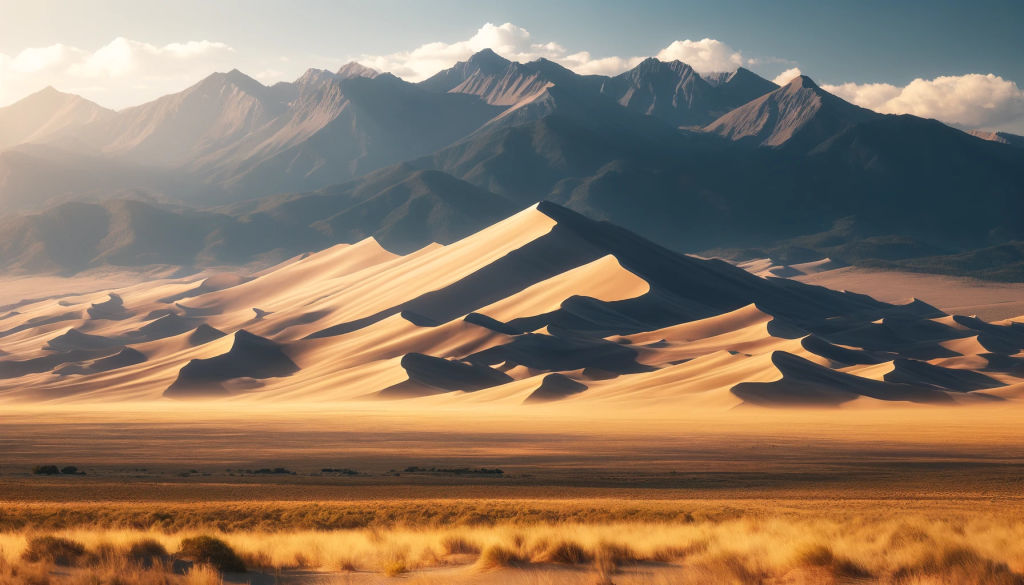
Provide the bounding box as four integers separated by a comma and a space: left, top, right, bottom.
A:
1, 49, 1023, 280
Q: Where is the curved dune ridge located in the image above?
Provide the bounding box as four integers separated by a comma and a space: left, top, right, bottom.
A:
1, 202, 1023, 410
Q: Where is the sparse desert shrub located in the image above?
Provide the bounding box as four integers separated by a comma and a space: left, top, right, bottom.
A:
477, 544, 528, 570
60, 466, 79, 475
31, 466, 60, 475
795, 544, 870, 578
893, 546, 1024, 585
382, 559, 408, 576
439, 535, 480, 556
595, 541, 638, 571
534, 540, 593, 565
177, 536, 245, 573
128, 538, 168, 559
21, 535, 86, 566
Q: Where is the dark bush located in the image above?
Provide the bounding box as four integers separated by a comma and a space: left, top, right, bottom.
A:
177, 535, 245, 572
21, 535, 86, 566
129, 538, 169, 559
32, 465, 60, 475
60, 466, 79, 475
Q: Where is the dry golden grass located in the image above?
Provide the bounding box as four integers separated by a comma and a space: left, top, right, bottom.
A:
1, 505, 1023, 583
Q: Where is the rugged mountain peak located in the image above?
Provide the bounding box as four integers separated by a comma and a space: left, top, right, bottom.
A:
467, 48, 511, 71
418, 49, 518, 94
337, 61, 379, 79
705, 73, 880, 149
785, 75, 819, 90
600, 57, 722, 127
0, 85, 117, 150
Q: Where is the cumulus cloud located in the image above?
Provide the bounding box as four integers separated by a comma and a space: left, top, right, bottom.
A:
358, 23, 748, 81
773, 68, 802, 85
0, 38, 238, 109
656, 39, 743, 72
823, 74, 1024, 130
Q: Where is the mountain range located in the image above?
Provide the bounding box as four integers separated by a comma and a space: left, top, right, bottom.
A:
1, 49, 1023, 279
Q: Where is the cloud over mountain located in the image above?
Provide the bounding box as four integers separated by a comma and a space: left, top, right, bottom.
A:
823, 74, 1024, 130
0, 38, 239, 108
357, 23, 749, 81
773, 68, 802, 85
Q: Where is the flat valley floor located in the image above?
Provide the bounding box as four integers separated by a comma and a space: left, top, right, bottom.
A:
2, 407, 1024, 583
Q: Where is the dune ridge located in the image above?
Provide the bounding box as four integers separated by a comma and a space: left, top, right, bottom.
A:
0, 202, 1021, 410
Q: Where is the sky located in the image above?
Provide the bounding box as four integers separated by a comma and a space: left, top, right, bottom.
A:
1, 0, 1022, 132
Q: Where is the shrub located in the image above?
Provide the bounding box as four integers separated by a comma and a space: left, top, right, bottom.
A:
534, 540, 593, 565
32, 465, 60, 475
440, 536, 480, 555
60, 466, 79, 475
796, 544, 870, 578
476, 544, 528, 570
382, 559, 408, 576
21, 535, 87, 566
595, 541, 639, 569
177, 536, 245, 573
128, 538, 168, 559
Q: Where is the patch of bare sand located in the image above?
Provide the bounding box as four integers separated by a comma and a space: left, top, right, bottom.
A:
794, 266, 1024, 321
0, 266, 207, 310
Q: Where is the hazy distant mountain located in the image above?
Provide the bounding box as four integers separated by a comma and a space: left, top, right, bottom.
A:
57, 70, 293, 166
337, 61, 380, 80
420, 48, 553, 106
190, 73, 505, 198
0, 87, 115, 150
705, 75, 879, 149
969, 130, 1024, 148
0, 144, 213, 213
268, 62, 381, 104
0, 163, 517, 273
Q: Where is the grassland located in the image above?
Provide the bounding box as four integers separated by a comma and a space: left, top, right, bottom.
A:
1, 407, 1023, 583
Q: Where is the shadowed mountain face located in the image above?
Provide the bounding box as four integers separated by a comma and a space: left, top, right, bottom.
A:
0, 202, 1017, 409
600, 58, 733, 127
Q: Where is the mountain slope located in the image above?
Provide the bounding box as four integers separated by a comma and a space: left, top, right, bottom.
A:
0, 87, 115, 150
190, 73, 506, 198
600, 58, 729, 127
57, 70, 292, 166
0, 144, 215, 213
704, 75, 880, 149
969, 130, 1024, 148
0, 164, 516, 273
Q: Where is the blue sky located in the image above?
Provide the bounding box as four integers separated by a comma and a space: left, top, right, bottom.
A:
2, 0, 1022, 131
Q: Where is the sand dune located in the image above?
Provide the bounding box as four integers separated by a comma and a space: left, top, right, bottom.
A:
0, 202, 1020, 410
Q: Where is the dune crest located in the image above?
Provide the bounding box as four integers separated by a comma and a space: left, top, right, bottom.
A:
0, 203, 1021, 410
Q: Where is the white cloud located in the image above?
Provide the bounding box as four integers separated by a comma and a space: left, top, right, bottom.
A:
773, 67, 802, 86
823, 74, 1024, 130
656, 39, 743, 73
358, 23, 748, 81
0, 37, 238, 109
